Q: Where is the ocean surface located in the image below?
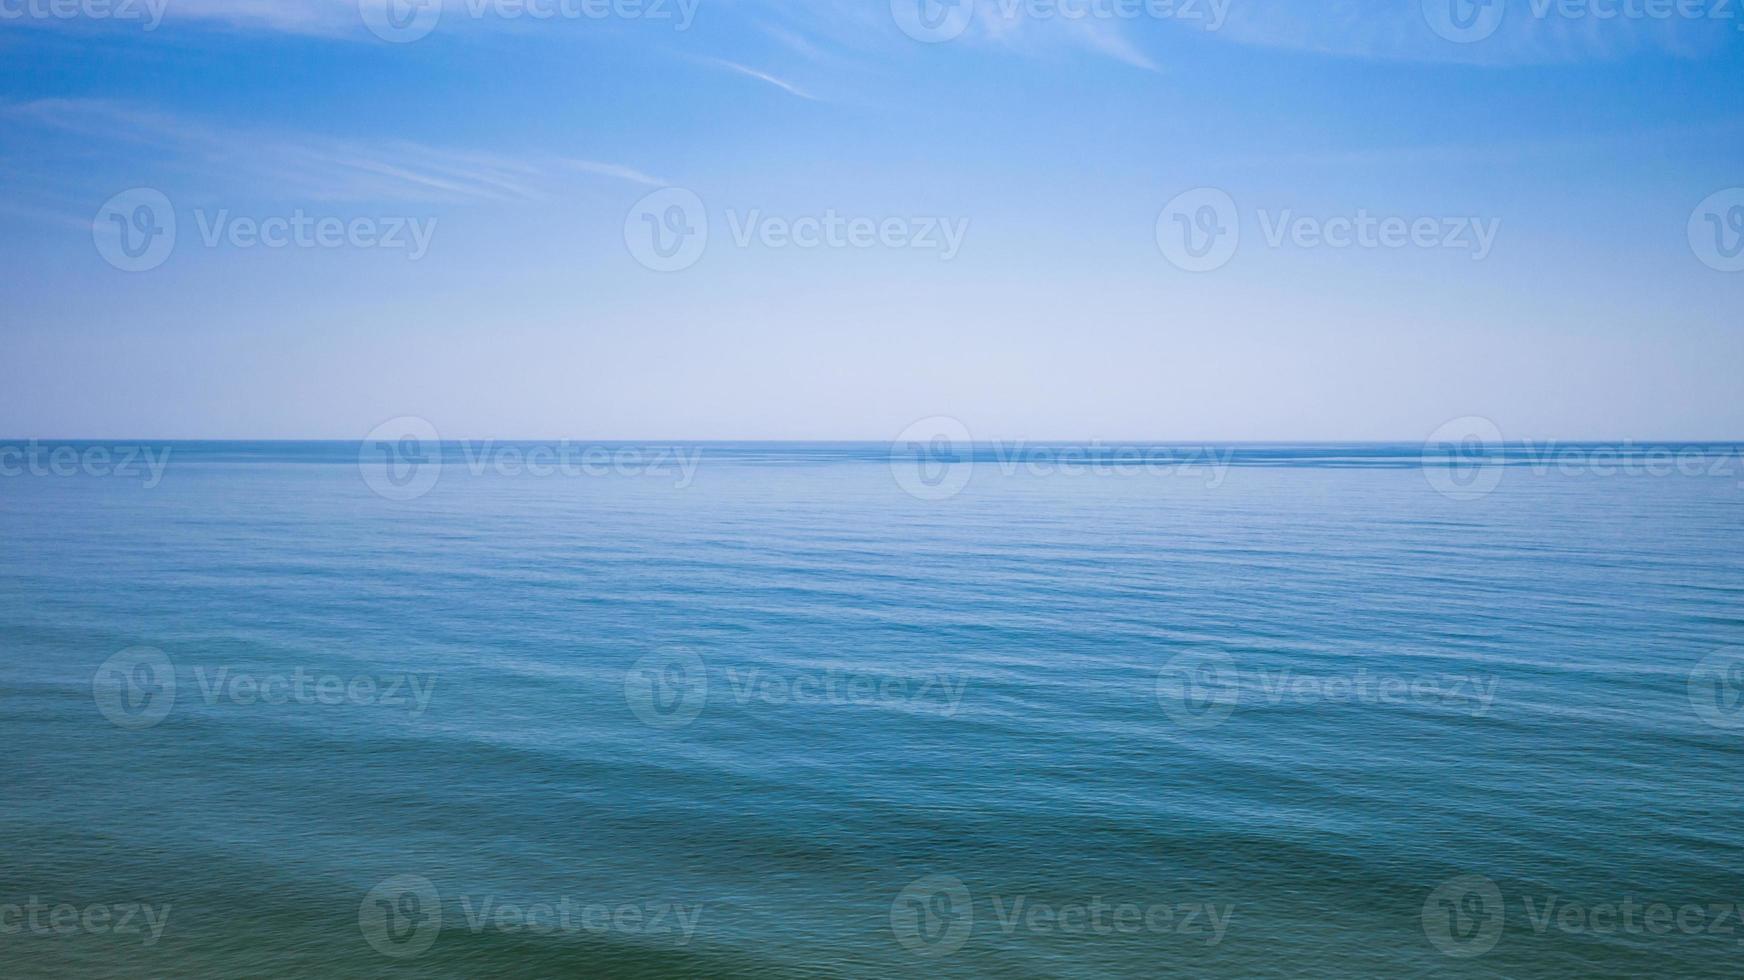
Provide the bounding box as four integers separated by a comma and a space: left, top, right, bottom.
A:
2, 441, 1742, 978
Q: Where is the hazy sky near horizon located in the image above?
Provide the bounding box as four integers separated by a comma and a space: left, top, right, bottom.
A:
1, 0, 1740, 440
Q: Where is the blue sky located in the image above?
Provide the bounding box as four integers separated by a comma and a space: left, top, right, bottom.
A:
1, 0, 1740, 439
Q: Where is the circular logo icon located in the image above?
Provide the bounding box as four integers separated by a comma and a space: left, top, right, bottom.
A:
1422, 0, 1507, 44
891, 0, 974, 42
1423, 416, 1505, 501
890, 874, 973, 957
360, 0, 442, 43
1689, 188, 1744, 273
93, 647, 178, 729
360, 874, 442, 959
625, 648, 709, 729
359, 417, 443, 502
93, 188, 176, 273
890, 417, 974, 502
1421, 874, 1504, 957
625, 187, 708, 272
1689, 649, 1744, 730
1156, 188, 1239, 272
1156, 651, 1240, 729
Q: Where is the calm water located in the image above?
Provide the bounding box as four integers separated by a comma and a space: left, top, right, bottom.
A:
2, 442, 1742, 977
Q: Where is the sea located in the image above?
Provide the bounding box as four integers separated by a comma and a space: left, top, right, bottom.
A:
2, 440, 1742, 977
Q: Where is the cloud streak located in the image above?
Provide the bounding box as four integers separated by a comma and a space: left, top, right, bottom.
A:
0, 99, 662, 208
699, 57, 821, 100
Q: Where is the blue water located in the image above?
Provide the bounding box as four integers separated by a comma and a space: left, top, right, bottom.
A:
2, 442, 1742, 977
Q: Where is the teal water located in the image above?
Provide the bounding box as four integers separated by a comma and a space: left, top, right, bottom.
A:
2, 442, 1742, 977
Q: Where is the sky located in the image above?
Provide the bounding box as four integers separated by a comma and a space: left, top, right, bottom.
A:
0, 0, 1740, 441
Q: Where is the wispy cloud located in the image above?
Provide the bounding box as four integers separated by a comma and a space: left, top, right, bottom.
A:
699, 57, 821, 101
0, 99, 662, 206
